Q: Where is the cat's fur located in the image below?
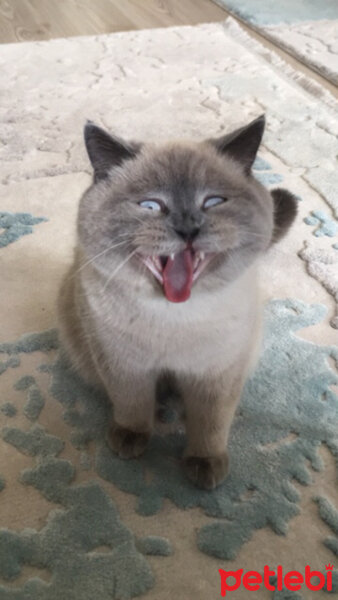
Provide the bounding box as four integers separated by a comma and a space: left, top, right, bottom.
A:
58, 116, 297, 489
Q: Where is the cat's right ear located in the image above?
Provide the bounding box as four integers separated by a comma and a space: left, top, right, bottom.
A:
84, 122, 141, 182
208, 115, 265, 175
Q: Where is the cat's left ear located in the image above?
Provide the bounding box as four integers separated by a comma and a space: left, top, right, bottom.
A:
209, 115, 265, 175
84, 122, 141, 182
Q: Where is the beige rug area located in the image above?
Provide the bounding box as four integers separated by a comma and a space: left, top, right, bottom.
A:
262, 19, 338, 86
212, 0, 338, 86
0, 17, 337, 600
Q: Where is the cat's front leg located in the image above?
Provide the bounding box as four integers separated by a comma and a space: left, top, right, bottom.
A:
180, 369, 246, 490
105, 371, 156, 459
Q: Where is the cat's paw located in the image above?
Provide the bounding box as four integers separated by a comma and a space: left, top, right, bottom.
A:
108, 425, 150, 459
183, 453, 229, 490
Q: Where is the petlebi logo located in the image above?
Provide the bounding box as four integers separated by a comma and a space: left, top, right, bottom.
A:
219, 564, 333, 596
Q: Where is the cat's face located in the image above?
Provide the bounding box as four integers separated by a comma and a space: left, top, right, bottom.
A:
78, 117, 297, 302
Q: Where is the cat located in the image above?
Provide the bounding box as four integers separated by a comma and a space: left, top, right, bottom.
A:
58, 115, 297, 489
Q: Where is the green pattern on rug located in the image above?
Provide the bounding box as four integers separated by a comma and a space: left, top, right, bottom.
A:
0, 212, 47, 248
0, 356, 20, 376
316, 497, 338, 558
0, 403, 17, 417
0, 299, 337, 600
0, 417, 172, 599
253, 157, 284, 186
0, 476, 156, 599
304, 211, 338, 238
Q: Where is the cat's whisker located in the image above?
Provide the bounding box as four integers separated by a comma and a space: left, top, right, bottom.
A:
130, 214, 148, 225
239, 229, 269, 239
102, 249, 137, 292
71, 238, 130, 277
223, 248, 240, 274
135, 259, 148, 280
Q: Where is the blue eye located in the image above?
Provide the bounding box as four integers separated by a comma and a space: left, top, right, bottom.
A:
139, 199, 163, 211
203, 196, 227, 210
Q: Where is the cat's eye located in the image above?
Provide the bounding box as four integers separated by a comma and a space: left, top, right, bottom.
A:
139, 199, 165, 212
203, 196, 227, 210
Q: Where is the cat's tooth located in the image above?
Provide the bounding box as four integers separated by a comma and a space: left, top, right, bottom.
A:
153, 256, 161, 270
170, 253, 175, 260
200, 251, 205, 261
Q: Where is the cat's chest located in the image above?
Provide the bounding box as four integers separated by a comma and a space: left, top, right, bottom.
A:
85, 278, 259, 373
154, 298, 256, 372
150, 313, 250, 372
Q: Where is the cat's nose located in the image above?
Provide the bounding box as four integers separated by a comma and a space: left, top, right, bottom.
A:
174, 226, 200, 242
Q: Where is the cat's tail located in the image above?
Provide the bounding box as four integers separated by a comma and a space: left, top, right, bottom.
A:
270, 188, 298, 244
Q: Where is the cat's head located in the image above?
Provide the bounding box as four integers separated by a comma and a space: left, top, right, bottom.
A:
78, 117, 297, 302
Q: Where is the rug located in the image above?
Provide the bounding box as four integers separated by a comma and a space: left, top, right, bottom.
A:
212, 0, 338, 85
0, 17, 337, 600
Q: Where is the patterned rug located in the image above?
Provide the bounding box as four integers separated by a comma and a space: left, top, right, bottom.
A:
0, 17, 337, 600
212, 0, 338, 85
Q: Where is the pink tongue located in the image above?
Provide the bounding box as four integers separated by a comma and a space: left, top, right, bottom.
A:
163, 248, 194, 303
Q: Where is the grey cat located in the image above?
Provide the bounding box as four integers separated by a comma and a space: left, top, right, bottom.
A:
58, 115, 297, 489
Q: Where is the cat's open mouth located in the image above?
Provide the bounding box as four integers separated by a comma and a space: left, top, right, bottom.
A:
139, 248, 215, 303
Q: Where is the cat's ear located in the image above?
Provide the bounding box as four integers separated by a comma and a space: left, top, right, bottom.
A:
209, 115, 265, 175
84, 122, 141, 182
270, 188, 298, 244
